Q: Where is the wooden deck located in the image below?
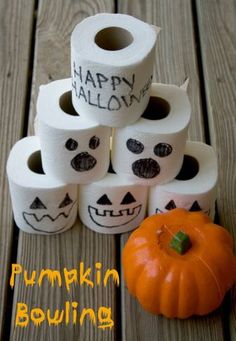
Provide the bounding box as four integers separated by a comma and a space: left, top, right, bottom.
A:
0, 0, 235, 340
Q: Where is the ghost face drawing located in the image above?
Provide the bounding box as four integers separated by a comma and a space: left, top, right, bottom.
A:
22, 192, 77, 234
111, 91, 190, 186
79, 174, 148, 234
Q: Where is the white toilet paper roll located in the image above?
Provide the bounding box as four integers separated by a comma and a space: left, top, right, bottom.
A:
148, 141, 218, 219
7, 136, 77, 235
36, 78, 111, 184
78, 172, 148, 234
71, 13, 160, 127
111, 83, 191, 186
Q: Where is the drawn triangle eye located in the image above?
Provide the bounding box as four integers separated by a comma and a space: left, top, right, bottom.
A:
165, 200, 176, 210
30, 197, 47, 209
120, 192, 136, 205
189, 201, 202, 212
96, 194, 112, 205
58, 193, 73, 208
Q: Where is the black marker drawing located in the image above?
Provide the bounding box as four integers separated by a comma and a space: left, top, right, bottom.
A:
132, 158, 160, 178
154, 201, 211, 216
120, 192, 136, 204
96, 194, 112, 205
89, 136, 100, 150
30, 197, 47, 209
189, 201, 202, 212
71, 152, 97, 172
88, 204, 142, 228
58, 193, 73, 208
126, 138, 144, 154
154, 143, 172, 157
165, 200, 177, 210
88, 191, 142, 228
65, 138, 78, 151
23, 199, 77, 234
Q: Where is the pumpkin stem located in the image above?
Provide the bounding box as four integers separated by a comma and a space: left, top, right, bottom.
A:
170, 230, 191, 255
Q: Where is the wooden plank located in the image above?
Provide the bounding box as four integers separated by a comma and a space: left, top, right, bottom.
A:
0, 0, 35, 338
118, 0, 225, 340
10, 1, 117, 340
196, 0, 236, 338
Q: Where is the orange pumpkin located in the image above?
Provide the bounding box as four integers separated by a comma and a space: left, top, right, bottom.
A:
122, 208, 236, 318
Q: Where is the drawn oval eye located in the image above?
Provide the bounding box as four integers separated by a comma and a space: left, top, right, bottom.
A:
96, 194, 112, 205
154, 143, 172, 157
65, 138, 78, 151
89, 136, 100, 150
58, 193, 73, 208
30, 197, 47, 209
126, 138, 144, 154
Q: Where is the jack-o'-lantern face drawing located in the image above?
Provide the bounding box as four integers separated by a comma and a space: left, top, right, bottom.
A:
65, 135, 100, 172
22, 193, 77, 233
88, 191, 142, 228
155, 200, 210, 216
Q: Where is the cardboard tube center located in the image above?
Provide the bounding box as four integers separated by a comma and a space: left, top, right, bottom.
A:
142, 96, 171, 120
95, 27, 133, 51
60, 91, 79, 116
28, 150, 45, 174
175, 155, 199, 181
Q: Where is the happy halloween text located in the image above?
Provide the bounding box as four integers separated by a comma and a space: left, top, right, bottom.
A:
72, 62, 152, 110
10, 263, 119, 329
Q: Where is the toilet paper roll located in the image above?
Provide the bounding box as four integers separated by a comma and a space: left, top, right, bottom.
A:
36, 78, 111, 184
71, 13, 160, 127
111, 82, 191, 186
148, 141, 218, 219
6, 136, 77, 235
78, 172, 148, 234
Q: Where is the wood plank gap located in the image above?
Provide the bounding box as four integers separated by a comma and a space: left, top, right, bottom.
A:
22, 0, 39, 138
191, 0, 210, 145
115, 235, 122, 341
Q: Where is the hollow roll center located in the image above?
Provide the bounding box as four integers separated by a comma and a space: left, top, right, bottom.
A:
95, 27, 133, 51
142, 96, 171, 120
28, 150, 45, 175
59, 91, 79, 116
175, 155, 199, 181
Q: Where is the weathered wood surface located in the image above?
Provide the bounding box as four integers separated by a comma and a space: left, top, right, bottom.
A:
119, 0, 225, 340
196, 0, 236, 339
0, 0, 35, 339
10, 1, 116, 340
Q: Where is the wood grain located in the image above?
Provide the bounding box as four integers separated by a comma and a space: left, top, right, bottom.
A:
118, 0, 225, 340
0, 0, 35, 338
10, 1, 117, 340
196, 0, 236, 338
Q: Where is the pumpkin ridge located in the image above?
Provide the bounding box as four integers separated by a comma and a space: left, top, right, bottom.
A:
195, 253, 224, 302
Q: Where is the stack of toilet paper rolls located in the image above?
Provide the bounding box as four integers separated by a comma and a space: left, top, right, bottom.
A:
7, 13, 218, 235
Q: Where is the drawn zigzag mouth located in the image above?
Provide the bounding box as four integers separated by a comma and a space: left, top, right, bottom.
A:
88, 204, 142, 228
22, 201, 77, 234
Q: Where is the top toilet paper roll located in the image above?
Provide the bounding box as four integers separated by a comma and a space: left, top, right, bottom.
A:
148, 141, 218, 219
36, 78, 111, 184
71, 13, 160, 127
7, 136, 77, 234
111, 83, 191, 186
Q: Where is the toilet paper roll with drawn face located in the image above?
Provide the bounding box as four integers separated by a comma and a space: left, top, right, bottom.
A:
111, 83, 191, 186
36, 78, 111, 184
148, 141, 218, 219
71, 13, 160, 127
78, 172, 148, 234
6, 136, 77, 235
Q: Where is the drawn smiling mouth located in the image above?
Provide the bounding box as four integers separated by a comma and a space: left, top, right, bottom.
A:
22, 201, 77, 234
88, 204, 142, 228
